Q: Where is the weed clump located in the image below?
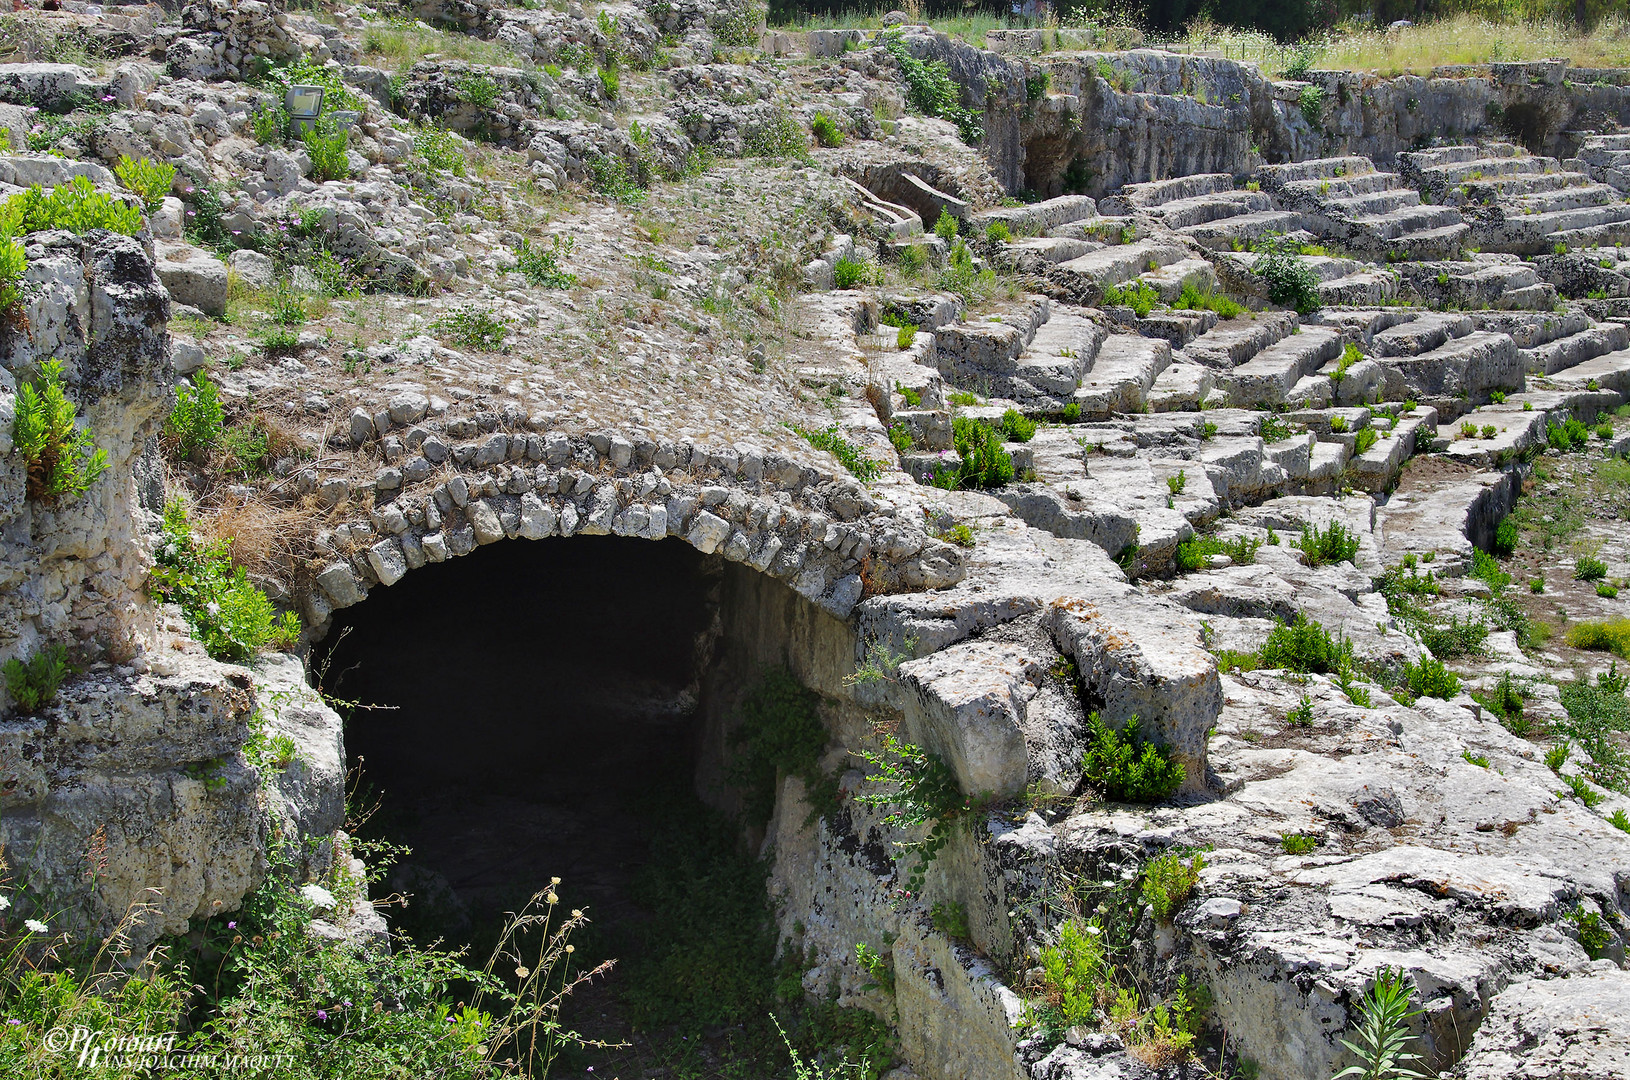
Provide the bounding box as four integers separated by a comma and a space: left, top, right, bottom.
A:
728, 668, 832, 825
12, 359, 109, 507
1174, 533, 1262, 573
1081, 713, 1185, 803
433, 305, 509, 350
1141, 851, 1204, 924
113, 155, 175, 213
856, 735, 986, 892
515, 235, 575, 288
1259, 614, 1354, 675
880, 30, 983, 144
789, 422, 883, 482
166, 371, 225, 459
1251, 236, 1322, 314
3, 642, 70, 714
930, 416, 1015, 490
810, 112, 844, 147
151, 500, 300, 663
1403, 656, 1461, 700
1298, 520, 1360, 567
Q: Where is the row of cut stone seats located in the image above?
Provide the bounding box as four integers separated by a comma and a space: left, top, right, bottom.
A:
1576, 133, 1630, 193
1098, 172, 1307, 252
1257, 156, 1468, 261
1399, 143, 1630, 256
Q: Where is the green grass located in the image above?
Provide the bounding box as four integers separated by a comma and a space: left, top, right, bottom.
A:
788, 422, 883, 482
1174, 283, 1245, 318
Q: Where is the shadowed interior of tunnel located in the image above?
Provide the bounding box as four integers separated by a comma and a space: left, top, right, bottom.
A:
323, 536, 719, 949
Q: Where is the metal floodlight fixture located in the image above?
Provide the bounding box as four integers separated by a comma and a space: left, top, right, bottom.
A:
286, 85, 325, 135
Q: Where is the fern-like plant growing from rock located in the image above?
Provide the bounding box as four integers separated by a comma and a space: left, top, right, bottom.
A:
12, 359, 109, 507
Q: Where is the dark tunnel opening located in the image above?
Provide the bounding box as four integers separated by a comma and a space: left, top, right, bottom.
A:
322, 536, 717, 945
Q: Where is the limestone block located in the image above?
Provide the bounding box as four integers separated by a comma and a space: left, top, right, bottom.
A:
156, 240, 228, 316
896, 641, 1035, 798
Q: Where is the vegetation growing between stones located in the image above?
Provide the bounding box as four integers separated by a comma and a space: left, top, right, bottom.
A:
1251, 236, 1322, 315
879, 30, 984, 145
856, 735, 989, 894
1260, 613, 1354, 675
1333, 966, 1429, 1080
113, 155, 175, 214
1081, 713, 1185, 803
789, 422, 884, 481
930, 415, 1016, 490
165, 372, 225, 459
1141, 850, 1204, 924
151, 500, 300, 663
11, 359, 109, 507
2, 642, 69, 715
1174, 533, 1261, 573
1297, 520, 1360, 567
515, 236, 576, 288
1556, 664, 1630, 792
729, 667, 838, 826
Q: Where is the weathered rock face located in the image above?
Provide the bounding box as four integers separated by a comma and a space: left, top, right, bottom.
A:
167, 0, 305, 84
1453, 966, 1630, 1080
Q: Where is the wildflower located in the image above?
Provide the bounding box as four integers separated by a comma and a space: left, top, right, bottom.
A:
316, 1010, 327, 1021
550, 876, 561, 885
5, 1019, 20, 1025
227, 920, 236, 929
300, 883, 336, 909
545, 892, 558, 904
24, 919, 47, 933
515, 965, 529, 978
0, 894, 10, 911
344, 1000, 351, 1008
564, 944, 574, 954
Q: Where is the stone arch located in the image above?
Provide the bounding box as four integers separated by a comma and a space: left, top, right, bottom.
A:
295, 418, 968, 639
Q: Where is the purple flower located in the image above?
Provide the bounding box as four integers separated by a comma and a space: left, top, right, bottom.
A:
343, 1000, 351, 1008
6, 1020, 21, 1026
186, 211, 196, 217
227, 921, 236, 929
316, 1010, 328, 1021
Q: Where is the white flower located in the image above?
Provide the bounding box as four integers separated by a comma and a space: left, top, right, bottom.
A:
24, 919, 47, 933
0, 894, 11, 911
300, 884, 336, 910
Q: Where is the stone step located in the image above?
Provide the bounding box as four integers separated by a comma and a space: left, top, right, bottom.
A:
1418, 155, 1551, 185
1282, 171, 1405, 200
1259, 156, 1377, 185
1318, 270, 1398, 306
1394, 259, 1556, 312
1100, 173, 1236, 213
1179, 209, 1307, 251
1049, 216, 1138, 242
1545, 347, 1630, 396
1146, 190, 1272, 230
1474, 203, 1630, 255
1522, 324, 1630, 375
1329, 187, 1421, 217
1400, 143, 1524, 170
1221, 326, 1344, 407
1178, 311, 1299, 368
1137, 257, 1217, 301
1146, 361, 1215, 412
1054, 242, 1188, 290
1074, 334, 1171, 416
1467, 310, 1589, 349
970, 194, 1099, 235
1504, 181, 1621, 214
1457, 171, 1582, 200
1371, 312, 1475, 357
1135, 309, 1218, 348
997, 235, 1100, 269
1584, 134, 1630, 152
1382, 223, 1471, 261
1360, 203, 1466, 241
1375, 331, 1523, 418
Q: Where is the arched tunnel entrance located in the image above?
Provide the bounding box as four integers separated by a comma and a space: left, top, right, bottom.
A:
318, 534, 863, 1073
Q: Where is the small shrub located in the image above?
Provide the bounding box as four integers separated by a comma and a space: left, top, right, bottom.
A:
1330, 415, 1349, 433
1548, 418, 1591, 452
165, 371, 224, 458
1260, 613, 1353, 675
113, 155, 175, 213
3, 642, 70, 714
1252, 237, 1322, 315
1493, 518, 1518, 556
1334, 968, 1427, 1080
1568, 905, 1613, 957
933, 208, 958, 240
1531, 577, 1545, 593
152, 500, 300, 662
12, 359, 109, 507
810, 112, 844, 148
930, 900, 970, 941
1101, 280, 1160, 318
1558, 773, 1605, 808
936, 522, 976, 548
1259, 415, 1295, 443
1546, 743, 1570, 771
1576, 554, 1609, 581
887, 420, 913, 454
1608, 808, 1630, 833
1599, 582, 1620, 599
1174, 282, 1244, 318
985, 219, 1012, 243
855, 735, 985, 892
1040, 918, 1114, 1027
930, 416, 1014, 491
1082, 713, 1185, 803
790, 422, 883, 482
1460, 421, 1479, 439
895, 323, 917, 350
516, 235, 575, 288
1403, 656, 1461, 700
1481, 424, 1497, 439
1471, 671, 1527, 726
832, 256, 878, 290
1174, 533, 1262, 573
1167, 469, 1187, 496
597, 65, 619, 101
1285, 695, 1314, 727
1280, 832, 1317, 855
1353, 427, 1378, 455
881, 31, 983, 144
414, 125, 466, 175
434, 305, 509, 350
891, 379, 922, 406
2, 174, 142, 237
1141, 851, 1204, 924
999, 408, 1036, 443
1298, 520, 1360, 567
302, 128, 350, 182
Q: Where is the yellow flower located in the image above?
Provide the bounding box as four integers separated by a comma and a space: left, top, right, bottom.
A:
515, 966, 530, 978
564, 944, 575, 954
545, 892, 558, 904
550, 876, 561, 885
